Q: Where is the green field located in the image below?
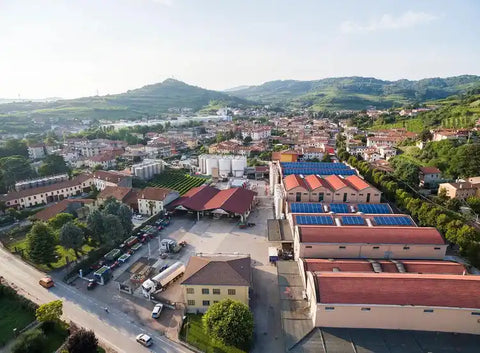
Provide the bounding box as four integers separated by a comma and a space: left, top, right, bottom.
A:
371, 118, 425, 133
180, 314, 246, 353
148, 170, 208, 195
0, 295, 35, 345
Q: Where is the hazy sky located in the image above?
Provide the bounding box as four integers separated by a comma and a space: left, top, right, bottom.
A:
1, 0, 479, 98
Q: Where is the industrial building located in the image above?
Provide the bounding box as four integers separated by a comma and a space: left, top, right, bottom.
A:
131, 159, 164, 180
198, 154, 247, 178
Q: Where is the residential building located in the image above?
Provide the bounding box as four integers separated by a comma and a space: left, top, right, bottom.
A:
15, 174, 69, 191
137, 187, 179, 215
33, 198, 94, 221
28, 144, 46, 160
91, 171, 132, 191
241, 126, 272, 140
419, 166, 442, 188
438, 182, 477, 200
181, 254, 252, 313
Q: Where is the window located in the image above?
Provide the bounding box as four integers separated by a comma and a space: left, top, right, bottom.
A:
366, 193, 371, 202
434, 247, 441, 250
312, 193, 317, 195
202, 300, 210, 306
305, 245, 312, 248
202, 288, 209, 295
339, 246, 346, 249
186, 288, 194, 294
403, 246, 410, 250
187, 300, 195, 306
373, 246, 380, 250
318, 193, 324, 202
326, 193, 331, 196
424, 309, 434, 313
228, 289, 236, 295
296, 193, 301, 202
325, 307, 335, 311
471, 312, 480, 316
361, 308, 371, 311
28, 197, 31, 200
213, 301, 219, 304
335, 193, 340, 196
359, 194, 364, 196
303, 193, 308, 195
213, 289, 220, 295
343, 193, 348, 202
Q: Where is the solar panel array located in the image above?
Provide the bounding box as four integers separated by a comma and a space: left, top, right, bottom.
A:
329, 203, 350, 213
341, 216, 366, 225
281, 162, 350, 169
281, 162, 356, 176
357, 203, 392, 214
290, 203, 324, 213
373, 216, 413, 226
296, 215, 334, 225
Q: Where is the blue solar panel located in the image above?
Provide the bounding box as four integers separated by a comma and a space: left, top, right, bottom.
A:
290, 203, 324, 213
283, 169, 356, 176
342, 216, 366, 225
357, 204, 392, 214
296, 215, 334, 225
373, 216, 413, 226
329, 203, 350, 213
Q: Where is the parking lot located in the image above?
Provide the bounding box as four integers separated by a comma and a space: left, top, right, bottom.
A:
70, 179, 283, 351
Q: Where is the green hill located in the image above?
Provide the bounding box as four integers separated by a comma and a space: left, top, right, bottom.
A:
0, 79, 252, 122
229, 75, 480, 111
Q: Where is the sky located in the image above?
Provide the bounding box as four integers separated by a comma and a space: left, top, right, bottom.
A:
0, 0, 479, 98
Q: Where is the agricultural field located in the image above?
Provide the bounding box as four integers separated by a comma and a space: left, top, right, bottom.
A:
148, 169, 209, 195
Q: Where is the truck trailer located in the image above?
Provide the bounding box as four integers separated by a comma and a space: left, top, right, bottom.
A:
141, 261, 185, 297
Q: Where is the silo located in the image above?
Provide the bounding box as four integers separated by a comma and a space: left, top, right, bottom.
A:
218, 158, 231, 177
135, 166, 145, 180
205, 158, 219, 176
198, 155, 207, 174
232, 157, 247, 177
146, 164, 154, 180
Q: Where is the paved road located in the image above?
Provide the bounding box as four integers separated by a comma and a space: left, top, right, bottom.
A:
0, 246, 191, 353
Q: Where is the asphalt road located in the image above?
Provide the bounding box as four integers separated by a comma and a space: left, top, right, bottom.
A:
0, 245, 191, 353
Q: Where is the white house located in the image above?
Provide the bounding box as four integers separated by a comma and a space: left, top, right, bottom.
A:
137, 187, 179, 215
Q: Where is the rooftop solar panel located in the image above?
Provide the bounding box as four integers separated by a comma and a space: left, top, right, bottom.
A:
341, 216, 366, 225
373, 216, 413, 226
290, 203, 324, 213
357, 204, 392, 214
329, 203, 350, 213
296, 215, 334, 225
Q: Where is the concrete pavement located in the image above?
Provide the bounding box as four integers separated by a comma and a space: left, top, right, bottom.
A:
0, 245, 191, 353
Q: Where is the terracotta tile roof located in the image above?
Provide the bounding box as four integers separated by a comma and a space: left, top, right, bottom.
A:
314, 272, 480, 308
304, 259, 373, 273
343, 175, 371, 191
298, 226, 445, 245
138, 187, 175, 201
33, 199, 93, 221
401, 260, 466, 275
323, 175, 348, 191
202, 187, 256, 214
284, 175, 308, 191
419, 166, 441, 174
169, 185, 219, 211
304, 175, 331, 191
0, 174, 92, 202
98, 186, 132, 202
181, 255, 251, 286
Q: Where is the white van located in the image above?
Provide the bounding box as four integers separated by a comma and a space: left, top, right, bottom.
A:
151, 303, 163, 319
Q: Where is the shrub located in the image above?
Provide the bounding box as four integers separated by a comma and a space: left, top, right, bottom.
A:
11, 329, 46, 353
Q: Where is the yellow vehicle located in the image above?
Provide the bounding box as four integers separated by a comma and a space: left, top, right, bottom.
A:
39, 277, 54, 288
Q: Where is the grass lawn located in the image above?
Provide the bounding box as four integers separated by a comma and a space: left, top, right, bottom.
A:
8, 238, 96, 271
0, 296, 35, 345
181, 314, 246, 353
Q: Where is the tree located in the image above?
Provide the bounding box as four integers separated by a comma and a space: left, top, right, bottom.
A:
445, 198, 462, 212
48, 213, 74, 230
202, 299, 254, 349
102, 214, 125, 245
0, 155, 36, 191
0, 139, 28, 158
117, 204, 133, 234
86, 210, 104, 242
66, 328, 98, 353
11, 328, 46, 353
418, 129, 433, 142
103, 198, 121, 216
36, 300, 63, 323
321, 154, 332, 162
467, 196, 480, 214
27, 223, 57, 265
243, 136, 252, 145
59, 222, 84, 258
38, 155, 70, 177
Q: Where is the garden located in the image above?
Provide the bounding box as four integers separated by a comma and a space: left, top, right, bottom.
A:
148, 169, 208, 195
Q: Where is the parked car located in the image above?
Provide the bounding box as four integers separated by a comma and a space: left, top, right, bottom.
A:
109, 261, 120, 270
151, 303, 163, 319
134, 215, 143, 220
87, 279, 98, 290
39, 277, 54, 289
136, 333, 152, 347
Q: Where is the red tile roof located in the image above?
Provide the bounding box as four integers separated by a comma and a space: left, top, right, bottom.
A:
92, 170, 128, 183
298, 226, 445, 245
33, 199, 93, 221
323, 175, 348, 191
419, 166, 442, 174
284, 175, 308, 191
314, 272, 480, 308
344, 175, 371, 191
98, 186, 132, 202
203, 188, 256, 214
304, 259, 373, 273
139, 187, 175, 201
304, 175, 330, 191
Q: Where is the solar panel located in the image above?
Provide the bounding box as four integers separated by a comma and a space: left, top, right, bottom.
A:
357, 204, 392, 214
341, 216, 366, 225
290, 203, 324, 213
373, 216, 413, 226
329, 203, 350, 213
296, 215, 334, 225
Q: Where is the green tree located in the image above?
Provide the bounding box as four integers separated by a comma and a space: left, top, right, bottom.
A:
418, 129, 433, 142
36, 300, 63, 323
117, 204, 133, 233
66, 328, 98, 353
86, 210, 104, 242
48, 213, 74, 230
321, 154, 332, 162
11, 329, 46, 353
27, 223, 57, 265
0, 155, 36, 191
103, 198, 121, 216
59, 222, 84, 258
103, 214, 125, 245
445, 198, 462, 212
243, 136, 252, 145
466, 196, 480, 214
38, 155, 70, 177
0, 139, 29, 158
202, 299, 254, 349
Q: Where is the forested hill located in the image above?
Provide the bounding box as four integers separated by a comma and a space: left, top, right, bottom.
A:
0, 79, 252, 121
228, 75, 480, 111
